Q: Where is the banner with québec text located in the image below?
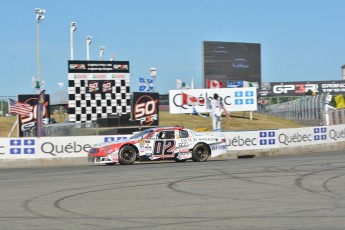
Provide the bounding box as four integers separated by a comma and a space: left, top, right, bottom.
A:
169, 88, 257, 114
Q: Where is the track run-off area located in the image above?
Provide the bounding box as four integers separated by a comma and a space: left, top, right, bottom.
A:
1, 151, 345, 230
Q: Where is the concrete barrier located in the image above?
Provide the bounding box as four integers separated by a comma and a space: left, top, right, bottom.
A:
1, 124, 345, 169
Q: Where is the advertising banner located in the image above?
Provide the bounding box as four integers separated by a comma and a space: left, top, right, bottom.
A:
132, 92, 159, 126
0, 135, 131, 159
0, 124, 345, 160
220, 126, 341, 151
17, 94, 50, 137
68, 61, 129, 73
169, 88, 257, 114
67, 73, 130, 80
259, 80, 345, 97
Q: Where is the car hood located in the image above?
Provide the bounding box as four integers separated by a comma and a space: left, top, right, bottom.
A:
91, 138, 139, 148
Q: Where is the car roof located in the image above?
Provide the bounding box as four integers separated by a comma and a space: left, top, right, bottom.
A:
153, 126, 185, 132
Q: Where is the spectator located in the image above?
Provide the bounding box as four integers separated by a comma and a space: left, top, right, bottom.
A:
211, 93, 223, 131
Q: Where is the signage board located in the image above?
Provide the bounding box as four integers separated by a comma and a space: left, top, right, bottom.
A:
169, 88, 257, 114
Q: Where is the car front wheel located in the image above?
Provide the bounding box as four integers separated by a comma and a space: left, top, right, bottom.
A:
192, 143, 210, 162
118, 145, 136, 165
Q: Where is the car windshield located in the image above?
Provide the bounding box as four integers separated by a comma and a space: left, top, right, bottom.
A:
129, 129, 154, 139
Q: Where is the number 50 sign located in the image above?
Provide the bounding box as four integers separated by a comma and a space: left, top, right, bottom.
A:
132, 92, 159, 126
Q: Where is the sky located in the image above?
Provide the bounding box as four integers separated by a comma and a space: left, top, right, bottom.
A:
1, 0, 345, 96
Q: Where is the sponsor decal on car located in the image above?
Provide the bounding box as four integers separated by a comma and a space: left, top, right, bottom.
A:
211, 144, 227, 151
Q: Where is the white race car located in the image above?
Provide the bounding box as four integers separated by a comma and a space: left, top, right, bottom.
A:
88, 127, 227, 165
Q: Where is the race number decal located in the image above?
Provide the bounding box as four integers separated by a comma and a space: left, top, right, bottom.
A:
153, 140, 175, 155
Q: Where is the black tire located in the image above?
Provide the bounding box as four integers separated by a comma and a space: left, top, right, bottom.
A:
118, 145, 137, 165
192, 143, 210, 162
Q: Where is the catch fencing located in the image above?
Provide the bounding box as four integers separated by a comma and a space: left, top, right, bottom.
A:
259, 93, 329, 126
25, 122, 99, 137
328, 109, 345, 125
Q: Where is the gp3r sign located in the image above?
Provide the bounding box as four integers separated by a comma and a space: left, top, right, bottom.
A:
272, 84, 318, 94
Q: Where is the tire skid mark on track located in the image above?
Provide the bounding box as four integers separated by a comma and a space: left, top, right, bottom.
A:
23, 171, 222, 228
167, 173, 233, 199
294, 164, 345, 198
322, 173, 345, 197
166, 168, 294, 201
5, 152, 345, 229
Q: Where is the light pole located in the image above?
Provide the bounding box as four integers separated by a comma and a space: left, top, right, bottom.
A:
150, 67, 157, 92
99, 46, 105, 60
70, 22, 77, 60
35, 8, 45, 93
86, 36, 92, 60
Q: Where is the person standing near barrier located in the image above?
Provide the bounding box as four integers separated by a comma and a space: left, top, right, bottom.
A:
324, 95, 336, 125
211, 93, 223, 131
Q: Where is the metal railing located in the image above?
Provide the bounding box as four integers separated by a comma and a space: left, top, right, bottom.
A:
328, 109, 345, 125
25, 122, 99, 137
258, 93, 329, 126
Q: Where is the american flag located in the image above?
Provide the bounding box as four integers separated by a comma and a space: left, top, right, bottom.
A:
8, 98, 33, 116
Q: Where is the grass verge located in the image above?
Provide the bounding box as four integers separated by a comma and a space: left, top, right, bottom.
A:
0, 111, 302, 137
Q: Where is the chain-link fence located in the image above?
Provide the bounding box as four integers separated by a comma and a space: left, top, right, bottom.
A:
25, 122, 99, 137
258, 93, 329, 126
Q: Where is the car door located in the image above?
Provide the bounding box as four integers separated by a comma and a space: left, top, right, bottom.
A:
153, 130, 176, 159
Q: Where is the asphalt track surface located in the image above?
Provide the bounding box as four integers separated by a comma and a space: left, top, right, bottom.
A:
1, 151, 345, 230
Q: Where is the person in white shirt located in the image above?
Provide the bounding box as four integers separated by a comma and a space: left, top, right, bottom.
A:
211, 93, 223, 131
324, 95, 336, 125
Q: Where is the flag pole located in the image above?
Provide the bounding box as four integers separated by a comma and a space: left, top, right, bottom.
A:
8, 120, 18, 137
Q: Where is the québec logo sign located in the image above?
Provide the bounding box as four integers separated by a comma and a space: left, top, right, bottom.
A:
9, 139, 36, 154
259, 131, 276, 145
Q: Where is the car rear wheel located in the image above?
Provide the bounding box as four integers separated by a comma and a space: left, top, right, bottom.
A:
192, 143, 210, 162
118, 145, 136, 165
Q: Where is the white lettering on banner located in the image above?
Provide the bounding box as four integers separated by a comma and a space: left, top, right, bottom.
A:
272, 84, 318, 94
321, 83, 345, 88
137, 114, 158, 124
273, 85, 295, 94
278, 133, 313, 146
321, 88, 345, 93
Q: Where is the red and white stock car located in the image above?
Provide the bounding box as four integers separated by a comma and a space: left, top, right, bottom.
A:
88, 127, 227, 165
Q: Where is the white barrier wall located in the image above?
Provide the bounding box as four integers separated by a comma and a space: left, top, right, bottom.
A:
0, 135, 131, 159
0, 124, 344, 160
218, 125, 345, 150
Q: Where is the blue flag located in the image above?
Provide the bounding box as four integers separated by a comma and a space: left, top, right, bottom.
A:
139, 77, 154, 92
